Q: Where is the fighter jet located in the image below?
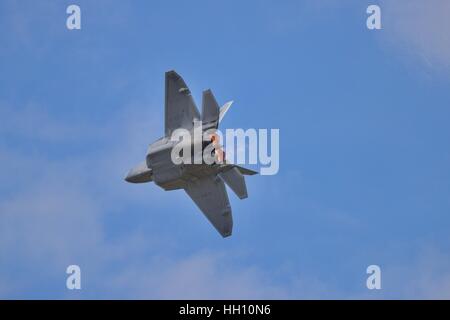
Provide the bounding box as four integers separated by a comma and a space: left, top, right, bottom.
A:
125, 71, 256, 237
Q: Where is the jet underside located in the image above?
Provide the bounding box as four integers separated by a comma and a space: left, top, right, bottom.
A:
125, 70, 256, 237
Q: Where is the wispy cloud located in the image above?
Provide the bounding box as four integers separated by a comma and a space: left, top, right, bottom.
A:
384, 247, 450, 299
381, 0, 450, 72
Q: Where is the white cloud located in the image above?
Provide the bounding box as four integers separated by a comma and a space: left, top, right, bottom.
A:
106, 252, 292, 299
381, 0, 450, 71
385, 247, 450, 299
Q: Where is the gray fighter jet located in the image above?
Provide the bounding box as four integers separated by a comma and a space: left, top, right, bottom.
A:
125, 71, 256, 237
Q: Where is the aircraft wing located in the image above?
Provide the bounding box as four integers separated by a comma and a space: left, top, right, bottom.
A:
184, 175, 233, 237
165, 70, 200, 136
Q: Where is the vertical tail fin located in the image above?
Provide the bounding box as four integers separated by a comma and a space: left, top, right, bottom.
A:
219, 101, 233, 123
202, 89, 220, 129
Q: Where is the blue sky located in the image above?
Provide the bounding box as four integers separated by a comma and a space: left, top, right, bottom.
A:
1, 0, 450, 299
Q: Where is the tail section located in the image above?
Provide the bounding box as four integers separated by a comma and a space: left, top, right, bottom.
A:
234, 165, 258, 176
202, 89, 234, 126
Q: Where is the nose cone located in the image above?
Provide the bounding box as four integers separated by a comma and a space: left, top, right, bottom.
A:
124, 161, 153, 184
124, 170, 135, 183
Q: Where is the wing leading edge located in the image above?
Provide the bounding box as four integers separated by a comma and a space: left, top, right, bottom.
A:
184, 175, 233, 237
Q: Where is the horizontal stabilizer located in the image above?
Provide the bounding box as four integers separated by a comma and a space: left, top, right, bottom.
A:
234, 165, 258, 176
219, 167, 248, 199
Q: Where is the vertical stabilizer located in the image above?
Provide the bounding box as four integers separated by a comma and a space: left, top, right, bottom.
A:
202, 89, 220, 129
